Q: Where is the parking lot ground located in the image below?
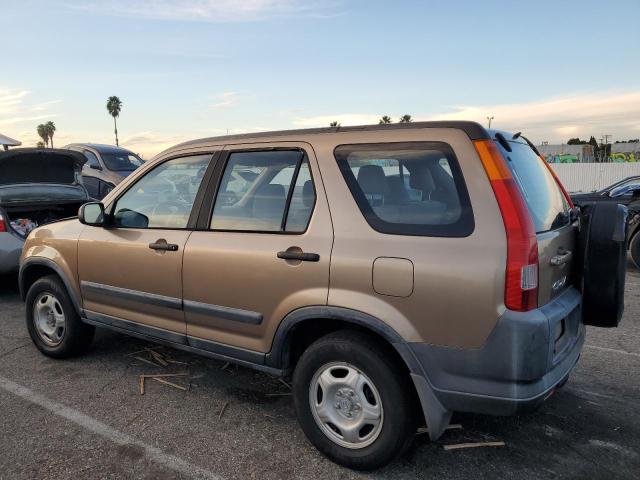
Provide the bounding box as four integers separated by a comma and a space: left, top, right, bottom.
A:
1, 267, 639, 480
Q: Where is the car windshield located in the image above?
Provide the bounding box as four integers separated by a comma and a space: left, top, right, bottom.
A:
610, 181, 640, 198
497, 139, 570, 233
101, 152, 144, 171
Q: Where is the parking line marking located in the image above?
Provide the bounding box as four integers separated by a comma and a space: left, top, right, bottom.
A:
0, 375, 222, 480
584, 344, 640, 359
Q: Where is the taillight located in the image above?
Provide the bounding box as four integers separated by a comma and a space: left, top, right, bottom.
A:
539, 155, 574, 209
0, 213, 6, 233
474, 139, 538, 311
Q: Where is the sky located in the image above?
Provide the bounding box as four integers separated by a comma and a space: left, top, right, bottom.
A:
1, 0, 639, 158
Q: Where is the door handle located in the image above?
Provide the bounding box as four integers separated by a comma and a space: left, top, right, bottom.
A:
277, 250, 320, 262
550, 249, 572, 266
149, 240, 179, 252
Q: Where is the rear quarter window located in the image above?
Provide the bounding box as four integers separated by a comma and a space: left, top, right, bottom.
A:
334, 142, 474, 237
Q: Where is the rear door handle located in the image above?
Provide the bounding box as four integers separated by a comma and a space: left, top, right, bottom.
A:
149, 240, 179, 252
277, 250, 320, 262
550, 250, 572, 266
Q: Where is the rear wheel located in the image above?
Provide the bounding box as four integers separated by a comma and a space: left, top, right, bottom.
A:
292, 331, 418, 470
25, 275, 94, 358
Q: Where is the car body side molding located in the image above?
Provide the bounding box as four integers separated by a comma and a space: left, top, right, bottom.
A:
80, 281, 182, 310
80, 281, 264, 324
183, 300, 263, 325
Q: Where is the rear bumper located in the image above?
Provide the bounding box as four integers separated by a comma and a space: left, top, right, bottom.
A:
409, 287, 584, 416
0, 231, 25, 274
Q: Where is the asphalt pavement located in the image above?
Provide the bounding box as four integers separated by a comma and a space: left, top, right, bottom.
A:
0, 266, 639, 480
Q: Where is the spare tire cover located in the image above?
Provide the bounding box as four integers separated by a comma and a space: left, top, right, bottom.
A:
578, 203, 628, 327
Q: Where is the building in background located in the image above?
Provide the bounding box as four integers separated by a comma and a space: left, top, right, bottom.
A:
537, 144, 595, 163
611, 142, 640, 163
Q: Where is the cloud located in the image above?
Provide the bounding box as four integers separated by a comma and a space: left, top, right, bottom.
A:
0, 114, 56, 128
0, 88, 30, 115
292, 90, 640, 143
65, 0, 341, 22
210, 92, 241, 109
30, 100, 63, 112
0, 86, 60, 144
293, 113, 382, 128
429, 90, 640, 143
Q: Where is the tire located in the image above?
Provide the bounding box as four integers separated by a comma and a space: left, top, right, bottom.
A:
292, 330, 419, 470
25, 275, 94, 358
630, 232, 640, 269
578, 203, 628, 327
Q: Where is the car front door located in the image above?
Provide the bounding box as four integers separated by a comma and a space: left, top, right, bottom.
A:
182, 143, 333, 355
78, 153, 215, 341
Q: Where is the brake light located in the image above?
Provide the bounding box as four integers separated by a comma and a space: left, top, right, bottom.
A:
0, 213, 6, 233
539, 155, 574, 208
474, 139, 538, 311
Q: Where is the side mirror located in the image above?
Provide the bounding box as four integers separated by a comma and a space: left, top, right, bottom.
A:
79, 202, 105, 226
90, 164, 102, 171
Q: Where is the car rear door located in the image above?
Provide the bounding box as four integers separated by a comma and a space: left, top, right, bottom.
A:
181, 142, 333, 354
77, 153, 215, 339
496, 139, 577, 305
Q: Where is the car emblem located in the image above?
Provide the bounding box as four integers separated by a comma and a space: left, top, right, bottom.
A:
552, 276, 567, 291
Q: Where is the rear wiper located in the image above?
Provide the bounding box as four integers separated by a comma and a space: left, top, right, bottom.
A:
520, 135, 541, 156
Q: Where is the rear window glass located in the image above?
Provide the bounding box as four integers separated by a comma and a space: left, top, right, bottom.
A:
335, 142, 474, 237
101, 152, 144, 171
499, 141, 570, 233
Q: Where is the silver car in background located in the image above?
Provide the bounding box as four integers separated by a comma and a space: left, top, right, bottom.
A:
63, 143, 144, 200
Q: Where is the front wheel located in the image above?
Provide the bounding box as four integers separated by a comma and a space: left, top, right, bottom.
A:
292, 331, 419, 470
25, 275, 94, 358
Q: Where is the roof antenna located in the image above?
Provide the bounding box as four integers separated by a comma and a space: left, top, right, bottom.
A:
512, 132, 522, 139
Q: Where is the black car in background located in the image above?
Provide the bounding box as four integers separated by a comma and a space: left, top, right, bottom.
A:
570, 176, 640, 268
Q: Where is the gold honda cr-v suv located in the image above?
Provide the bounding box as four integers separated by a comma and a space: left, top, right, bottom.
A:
20, 121, 627, 470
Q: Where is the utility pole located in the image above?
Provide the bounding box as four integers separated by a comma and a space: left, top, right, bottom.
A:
601, 134, 611, 162
486, 116, 494, 128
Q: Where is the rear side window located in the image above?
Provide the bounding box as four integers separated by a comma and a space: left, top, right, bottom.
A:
335, 142, 474, 237
498, 141, 570, 233
210, 150, 315, 233
83, 150, 101, 168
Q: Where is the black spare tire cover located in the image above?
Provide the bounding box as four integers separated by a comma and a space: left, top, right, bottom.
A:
577, 202, 628, 327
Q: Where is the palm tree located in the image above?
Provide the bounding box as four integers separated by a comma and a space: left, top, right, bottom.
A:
37, 124, 49, 148
379, 115, 392, 124
106, 96, 123, 146
329, 121, 340, 127
45, 121, 56, 148
399, 114, 413, 123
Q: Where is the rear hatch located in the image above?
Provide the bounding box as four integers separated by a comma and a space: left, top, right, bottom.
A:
0, 148, 89, 206
494, 136, 576, 306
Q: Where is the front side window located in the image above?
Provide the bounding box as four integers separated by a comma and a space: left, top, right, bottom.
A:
210, 150, 316, 233
335, 142, 474, 237
112, 154, 211, 229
